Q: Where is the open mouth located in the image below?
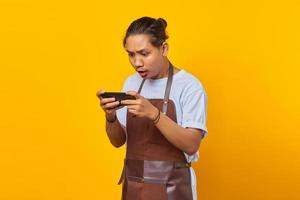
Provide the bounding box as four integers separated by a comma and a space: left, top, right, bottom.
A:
138, 70, 148, 78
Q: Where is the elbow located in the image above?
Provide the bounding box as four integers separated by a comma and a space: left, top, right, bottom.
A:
111, 140, 125, 148
185, 139, 202, 155
109, 137, 126, 148
113, 144, 123, 148
185, 132, 205, 155
185, 145, 199, 156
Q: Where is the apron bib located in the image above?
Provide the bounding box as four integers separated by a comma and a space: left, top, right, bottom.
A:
119, 62, 193, 200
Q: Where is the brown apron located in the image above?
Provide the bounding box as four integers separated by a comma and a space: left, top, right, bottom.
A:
118, 62, 194, 200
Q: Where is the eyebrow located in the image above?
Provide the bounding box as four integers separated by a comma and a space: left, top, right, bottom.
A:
126, 49, 148, 54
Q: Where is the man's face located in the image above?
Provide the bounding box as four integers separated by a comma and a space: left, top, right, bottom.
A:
124, 34, 167, 79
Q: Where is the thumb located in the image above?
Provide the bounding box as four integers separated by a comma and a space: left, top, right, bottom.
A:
126, 91, 142, 99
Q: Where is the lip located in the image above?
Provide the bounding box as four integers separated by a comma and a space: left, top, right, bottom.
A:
137, 68, 146, 72
138, 70, 148, 77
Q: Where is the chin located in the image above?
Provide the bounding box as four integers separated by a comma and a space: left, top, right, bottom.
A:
141, 73, 152, 79
146, 74, 156, 80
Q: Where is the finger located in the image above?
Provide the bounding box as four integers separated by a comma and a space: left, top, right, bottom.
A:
104, 102, 120, 111
127, 107, 138, 115
103, 101, 120, 110
107, 104, 126, 112
126, 104, 138, 109
101, 97, 116, 105
108, 104, 126, 111
114, 104, 125, 110
96, 89, 105, 98
126, 105, 140, 114
120, 99, 138, 105
126, 91, 142, 99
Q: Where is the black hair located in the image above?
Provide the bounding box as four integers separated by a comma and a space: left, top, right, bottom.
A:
123, 16, 169, 48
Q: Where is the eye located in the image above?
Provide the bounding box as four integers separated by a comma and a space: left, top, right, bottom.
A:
128, 52, 134, 57
141, 52, 149, 57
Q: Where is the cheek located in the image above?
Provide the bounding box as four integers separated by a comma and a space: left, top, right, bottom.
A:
145, 58, 158, 72
146, 54, 160, 66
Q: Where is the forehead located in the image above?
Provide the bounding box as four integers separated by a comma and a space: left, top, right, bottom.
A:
125, 34, 155, 51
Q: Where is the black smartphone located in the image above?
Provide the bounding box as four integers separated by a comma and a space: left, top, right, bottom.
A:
99, 92, 136, 101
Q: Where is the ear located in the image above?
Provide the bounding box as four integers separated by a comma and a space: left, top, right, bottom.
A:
161, 42, 169, 57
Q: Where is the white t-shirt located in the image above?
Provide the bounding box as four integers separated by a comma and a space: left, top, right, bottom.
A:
116, 69, 208, 200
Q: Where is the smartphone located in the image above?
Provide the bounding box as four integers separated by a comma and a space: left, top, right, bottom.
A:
99, 92, 136, 101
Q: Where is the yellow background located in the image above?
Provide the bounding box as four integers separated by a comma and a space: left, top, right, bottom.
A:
1, 0, 299, 199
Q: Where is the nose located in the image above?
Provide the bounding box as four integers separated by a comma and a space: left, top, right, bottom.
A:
133, 57, 143, 69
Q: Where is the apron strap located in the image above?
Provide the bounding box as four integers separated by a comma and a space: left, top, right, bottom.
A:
117, 159, 126, 185
162, 63, 174, 114
138, 79, 146, 94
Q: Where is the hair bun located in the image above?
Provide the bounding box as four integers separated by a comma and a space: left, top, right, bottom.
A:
123, 16, 169, 47
157, 18, 167, 28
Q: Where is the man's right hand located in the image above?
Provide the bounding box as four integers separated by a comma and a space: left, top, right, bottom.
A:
96, 89, 125, 120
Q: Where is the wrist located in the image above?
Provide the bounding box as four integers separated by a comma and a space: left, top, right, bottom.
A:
149, 107, 158, 120
151, 107, 161, 124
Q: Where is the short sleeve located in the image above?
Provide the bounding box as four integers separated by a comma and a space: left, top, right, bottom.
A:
180, 85, 208, 139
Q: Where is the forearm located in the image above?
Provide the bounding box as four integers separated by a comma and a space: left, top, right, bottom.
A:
154, 113, 203, 155
105, 115, 126, 148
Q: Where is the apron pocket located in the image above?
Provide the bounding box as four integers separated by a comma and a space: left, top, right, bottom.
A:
141, 182, 168, 200
125, 177, 168, 200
